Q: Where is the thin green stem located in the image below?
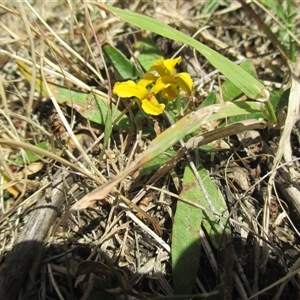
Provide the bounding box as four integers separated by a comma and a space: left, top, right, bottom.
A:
263, 100, 277, 124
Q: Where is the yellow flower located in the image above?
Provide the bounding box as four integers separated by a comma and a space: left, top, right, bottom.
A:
113, 80, 166, 115
113, 56, 193, 115
139, 56, 193, 100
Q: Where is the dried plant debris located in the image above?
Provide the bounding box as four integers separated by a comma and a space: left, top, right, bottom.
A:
0, 1, 300, 299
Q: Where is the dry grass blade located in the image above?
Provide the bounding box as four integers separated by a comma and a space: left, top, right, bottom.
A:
0, 138, 101, 183
263, 58, 300, 269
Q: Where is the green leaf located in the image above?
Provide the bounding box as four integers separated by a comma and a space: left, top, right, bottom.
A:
172, 166, 202, 295
201, 60, 257, 109
200, 91, 219, 108
14, 141, 51, 165
106, 6, 267, 100
221, 60, 257, 102
197, 165, 230, 249
103, 44, 142, 79
17, 60, 131, 130
259, 0, 278, 16
134, 36, 163, 70
201, 0, 222, 14
274, 89, 289, 111
139, 149, 176, 175
54, 88, 130, 130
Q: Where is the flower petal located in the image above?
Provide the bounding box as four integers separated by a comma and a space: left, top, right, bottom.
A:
149, 58, 166, 76
113, 81, 147, 100
151, 78, 170, 94
154, 76, 178, 100
175, 72, 193, 92
163, 56, 182, 76
138, 72, 157, 87
161, 86, 178, 100
141, 95, 165, 115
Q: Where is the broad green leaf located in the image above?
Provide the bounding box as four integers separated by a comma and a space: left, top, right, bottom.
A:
14, 141, 52, 165
139, 149, 176, 175
172, 166, 202, 295
54, 87, 130, 130
275, 89, 289, 111
226, 113, 263, 126
134, 36, 163, 70
201, 60, 257, 109
226, 91, 282, 125
107, 6, 267, 100
200, 91, 218, 108
17, 60, 130, 130
221, 60, 257, 102
198, 165, 230, 249
103, 44, 142, 79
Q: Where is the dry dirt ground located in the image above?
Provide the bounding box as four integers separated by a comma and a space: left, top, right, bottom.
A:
0, 1, 300, 299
